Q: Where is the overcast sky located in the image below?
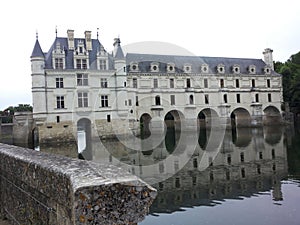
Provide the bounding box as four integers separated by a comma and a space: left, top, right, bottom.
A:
0, 0, 299, 110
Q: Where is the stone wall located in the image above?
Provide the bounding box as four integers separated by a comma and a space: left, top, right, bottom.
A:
0, 143, 156, 224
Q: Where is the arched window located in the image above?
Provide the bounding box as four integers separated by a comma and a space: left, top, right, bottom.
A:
189, 95, 194, 104
155, 95, 161, 105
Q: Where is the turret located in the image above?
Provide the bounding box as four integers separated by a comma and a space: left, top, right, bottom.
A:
30, 35, 47, 118
263, 48, 274, 70
112, 38, 127, 117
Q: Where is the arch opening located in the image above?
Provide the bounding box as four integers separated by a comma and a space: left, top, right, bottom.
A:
263, 106, 282, 126
197, 108, 219, 150
77, 118, 92, 160
140, 113, 152, 139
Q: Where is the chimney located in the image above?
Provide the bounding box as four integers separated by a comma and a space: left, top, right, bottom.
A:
263, 48, 274, 70
67, 29, 74, 50
85, 31, 92, 51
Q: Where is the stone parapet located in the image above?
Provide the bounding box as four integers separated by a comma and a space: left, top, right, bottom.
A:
0, 143, 156, 224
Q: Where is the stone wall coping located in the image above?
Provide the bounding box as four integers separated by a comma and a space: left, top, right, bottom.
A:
0, 143, 157, 224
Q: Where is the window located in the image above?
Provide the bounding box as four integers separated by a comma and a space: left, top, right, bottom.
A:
192, 176, 197, 186
220, 79, 224, 88
77, 74, 88, 86
175, 177, 180, 188
236, 79, 240, 88
136, 96, 139, 106
133, 78, 137, 88
268, 93, 272, 102
155, 95, 161, 105
241, 168, 246, 178
257, 165, 261, 174
259, 151, 263, 159
171, 95, 175, 105
223, 94, 228, 103
237, 94, 241, 103
272, 149, 275, 159
101, 95, 109, 107
107, 115, 111, 122
193, 158, 198, 168
76, 59, 87, 69
56, 116, 60, 123
255, 93, 259, 102
56, 77, 64, 88
227, 154, 231, 165
99, 60, 107, 70
100, 78, 108, 88
267, 79, 271, 88
153, 78, 158, 88
55, 58, 63, 69
56, 96, 65, 109
78, 92, 88, 108
124, 82, 126, 87
170, 78, 174, 88
226, 170, 230, 180
204, 79, 208, 88
251, 79, 256, 88
128, 99, 132, 106
186, 78, 191, 88
240, 152, 244, 162
205, 94, 209, 104
189, 95, 194, 104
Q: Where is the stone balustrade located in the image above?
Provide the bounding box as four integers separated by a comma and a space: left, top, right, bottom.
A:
0, 143, 156, 224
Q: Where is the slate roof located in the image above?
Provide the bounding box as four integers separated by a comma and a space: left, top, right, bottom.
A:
43, 37, 114, 70
126, 53, 278, 75
31, 39, 44, 58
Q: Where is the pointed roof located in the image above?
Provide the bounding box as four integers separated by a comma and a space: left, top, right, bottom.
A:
113, 38, 125, 59
31, 39, 44, 58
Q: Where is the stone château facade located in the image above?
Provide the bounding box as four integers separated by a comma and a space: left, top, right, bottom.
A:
31, 29, 283, 144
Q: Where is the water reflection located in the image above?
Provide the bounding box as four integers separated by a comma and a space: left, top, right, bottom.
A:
38, 125, 288, 210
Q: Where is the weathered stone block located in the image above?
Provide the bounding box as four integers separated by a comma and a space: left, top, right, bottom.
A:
0, 143, 156, 224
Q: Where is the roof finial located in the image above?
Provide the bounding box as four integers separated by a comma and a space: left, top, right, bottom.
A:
97, 28, 99, 40
36, 30, 38, 40
55, 25, 58, 38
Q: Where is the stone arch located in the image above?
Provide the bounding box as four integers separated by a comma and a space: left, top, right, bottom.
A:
164, 110, 184, 152
230, 107, 251, 128
140, 113, 152, 139
77, 118, 92, 160
197, 108, 219, 150
263, 105, 282, 125
164, 110, 185, 129
197, 108, 219, 128
263, 126, 282, 146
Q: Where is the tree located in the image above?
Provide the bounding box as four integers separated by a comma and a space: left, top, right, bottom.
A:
0, 104, 32, 123
274, 51, 300, 113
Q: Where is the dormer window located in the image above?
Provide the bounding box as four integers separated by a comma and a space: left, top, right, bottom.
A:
52, 42, 65, 69
151, 62, 159, 72
184, 64, 192, 73
75, 41, 87, 55
201, 64, 209, 73
248, 65, 256, 74
264, 66, 271, 74
232, 65, 240, 74
130, 62, 139, 72
74, 40, 89, 69
217, 64, 225, 74
167, 63, 175, 73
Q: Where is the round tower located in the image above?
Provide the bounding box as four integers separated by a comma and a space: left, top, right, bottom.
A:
31, 35, 47, 120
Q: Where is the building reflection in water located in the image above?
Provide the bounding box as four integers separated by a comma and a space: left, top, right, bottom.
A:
40, 124, 287, 214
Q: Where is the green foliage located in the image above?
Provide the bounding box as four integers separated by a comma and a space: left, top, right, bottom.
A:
275, 51, 300, 112
0, 104, 32, 124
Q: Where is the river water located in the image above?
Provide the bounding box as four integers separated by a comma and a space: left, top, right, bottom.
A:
2, 122, 300, 225
53, 123, 300, 225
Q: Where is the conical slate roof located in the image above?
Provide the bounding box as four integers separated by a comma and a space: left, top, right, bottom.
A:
31, 39, 44, 58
